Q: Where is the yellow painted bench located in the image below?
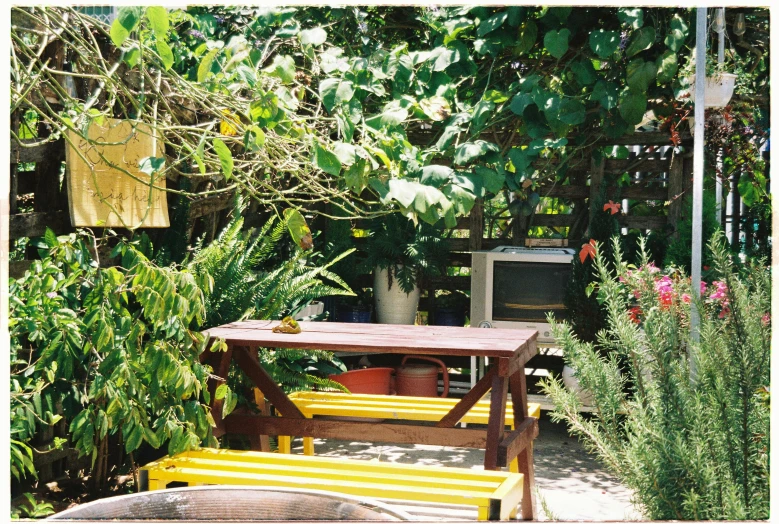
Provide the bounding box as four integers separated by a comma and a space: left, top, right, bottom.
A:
140, 448, 524, 521
276, 391, 541, 473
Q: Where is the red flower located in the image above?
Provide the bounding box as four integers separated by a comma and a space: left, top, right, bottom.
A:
627, 306, 643, 324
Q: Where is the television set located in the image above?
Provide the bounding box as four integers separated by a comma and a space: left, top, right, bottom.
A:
470, 246, 575, 345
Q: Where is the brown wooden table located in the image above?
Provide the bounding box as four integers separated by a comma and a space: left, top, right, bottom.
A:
202, 320, 539, 520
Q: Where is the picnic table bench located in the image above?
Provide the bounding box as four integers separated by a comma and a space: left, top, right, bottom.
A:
190, 320, 539, 519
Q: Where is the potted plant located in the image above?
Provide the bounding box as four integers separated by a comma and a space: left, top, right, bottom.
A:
360, 214, 448, 325
432, 290, 469, 326
679, 52, 738, 109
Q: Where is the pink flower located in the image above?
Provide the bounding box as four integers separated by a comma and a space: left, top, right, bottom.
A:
46, 292, 57, 299
709, 281, 728, 301
762, 313, 770, 326
700, 281, 707, 294
681, 294, 691, 303
644, 263, 661, 274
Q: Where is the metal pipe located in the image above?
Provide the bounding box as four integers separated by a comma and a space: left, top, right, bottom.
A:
690, 7, 707, 380
715, 8, 725, 224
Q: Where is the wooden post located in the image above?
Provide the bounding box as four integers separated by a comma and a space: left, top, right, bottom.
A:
667, 150, 685, 237
588, 155, 605, 226
469, 198, 483, 252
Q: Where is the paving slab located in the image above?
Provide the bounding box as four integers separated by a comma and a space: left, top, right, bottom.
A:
286, 412, 642, 521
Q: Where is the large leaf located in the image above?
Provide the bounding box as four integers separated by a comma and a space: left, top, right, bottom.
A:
442, 184, 476, 215
110, 7, 143, 47
419, 96, 451, 121
665, 16, 689, 53
453, 140, 497, 166
626, 58, 657, 91
284, 208, 313, 250
558, 99, 586, 125
332, 142, 356, 166
430, 42, 466, 71
419, 165, 454, 186
591, 80, 619, 110
267, 55, 296, 84
571, 59, 597, 86
625, 26, 656, 57
319, 78, 354, 112
344, 159, 369, 192
474, 166, 505, 194
299, 27, 327, 46
516, 20, 538, 54
618, 8, 644, 29
365, 105, 408, 128
250, 93, 279, 127
197, 49, 219, 83
313, 143, 342, 176
544, 29, 570, 59
589, 30, 620, 59
655, 51, 678, 84
212, 138, 233, 180
155, 40, 174, 71
436, 125, 461, 151
470, 100, 495, 131
145, 6, 169, 38
618, 89, 647, 125
477, 11, 507, 37
509, 93, 534, 116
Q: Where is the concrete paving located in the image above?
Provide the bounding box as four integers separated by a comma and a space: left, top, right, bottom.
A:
288, 412, 643, 521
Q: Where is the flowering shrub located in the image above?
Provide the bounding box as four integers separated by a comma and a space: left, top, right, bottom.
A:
542, 231, 770, 520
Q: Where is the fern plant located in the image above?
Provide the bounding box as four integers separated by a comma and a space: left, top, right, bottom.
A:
186, 200, 355, 394
541, 232, 770, 520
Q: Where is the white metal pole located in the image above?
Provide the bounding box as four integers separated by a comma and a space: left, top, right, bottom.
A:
715, 8, 725, 225
690, 8, 707, 379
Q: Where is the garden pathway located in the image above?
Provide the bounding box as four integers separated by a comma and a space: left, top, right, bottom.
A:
299, 412, 643, 521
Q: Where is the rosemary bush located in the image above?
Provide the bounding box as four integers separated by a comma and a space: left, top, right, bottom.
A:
542, 231, 770, 520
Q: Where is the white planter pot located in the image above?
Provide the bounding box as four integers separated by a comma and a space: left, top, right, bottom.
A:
687, 73, 738, 108
561, 365, 595, 405
373, 266, 420, 325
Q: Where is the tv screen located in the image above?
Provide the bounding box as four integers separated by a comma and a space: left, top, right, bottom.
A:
491, 261, 570, 322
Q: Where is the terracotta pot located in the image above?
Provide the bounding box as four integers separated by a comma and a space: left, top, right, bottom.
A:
328, 367, 395, 395
395, 356, 449, 398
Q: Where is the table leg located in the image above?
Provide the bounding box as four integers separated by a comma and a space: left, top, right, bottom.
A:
483, 372, 508, 471
510, 367, 536, 520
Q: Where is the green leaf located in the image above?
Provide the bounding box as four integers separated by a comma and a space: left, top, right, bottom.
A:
365, 105, 408, 128
655, 51, 678, 84
155, 40, 174, 71
250, 93, 279, 127
212, 138, 233, 180
197, 49, 219, 83
618, 89, 647, 125
626, 58, 657, 91
618, 8, 644, 29
454, 140, 497, 166
591, 80, 619, 110
243, 126, 266, 152
344, 159, 369, 192
625, 26, 656, 57
138, 156, 165, 175
284, 208, 313, 250
738, 176, 757, 206
267, 55, 296, 84
430, 43, 466, 71
110, 7, 142, 47
470, 100, 495, 132
313, 143, 342, 176
516, 20, 538, 54
510, 93, 534, 116
571, 60, 597, 85
145, 6, 169, 38
123, 46, 140, 68
419, 165, 454, 186
665, 28, 686, 53
475, 166, 505, 194
419, 96, 451, 121
332, 142, 356, 166
43, 227, 58, 249
544, 29, 570, 59
477, 11, 507, 37
299, 27, 327, 46
558, 99, 586, 125
436, 125, 460, 151
319, 78, 354, 113
442, 184, 476, 215
589, 30, 620, 59
214, 384, 228, 400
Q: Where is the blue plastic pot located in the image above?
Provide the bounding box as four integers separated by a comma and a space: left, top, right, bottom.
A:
433, 308, 465, 326
337, 306, 373, 323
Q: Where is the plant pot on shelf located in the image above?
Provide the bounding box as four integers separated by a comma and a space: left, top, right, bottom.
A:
433, 307, 466, 326
337, 304, 373, 323
373, 266, 420, 325
328, 367, 395, 395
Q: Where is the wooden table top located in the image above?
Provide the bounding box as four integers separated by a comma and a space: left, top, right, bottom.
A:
205, 320, 538, 361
